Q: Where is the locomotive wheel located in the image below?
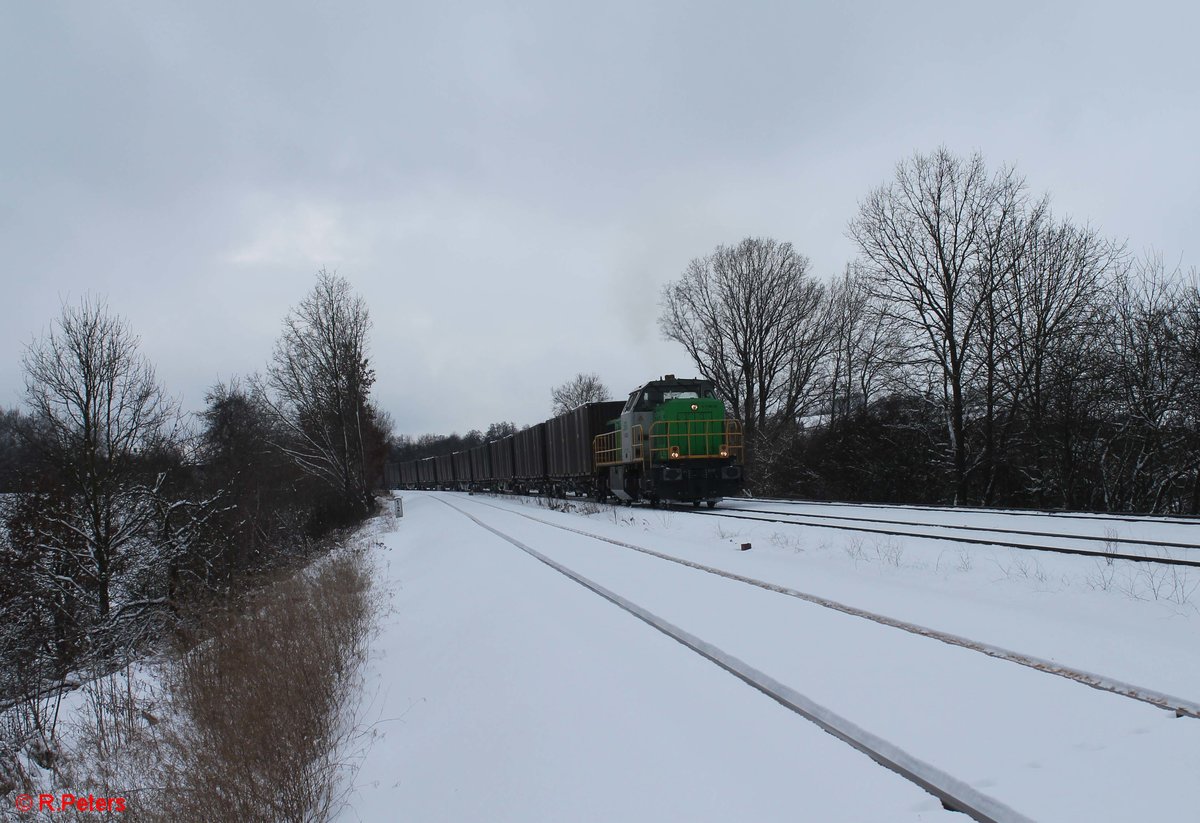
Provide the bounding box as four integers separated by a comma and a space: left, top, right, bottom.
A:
705, 500, 717, 509
692, 500, 701, 508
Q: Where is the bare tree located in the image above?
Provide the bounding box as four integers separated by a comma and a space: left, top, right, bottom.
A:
0, 407, 40, 491
997, 211, 1123, 504
21, 297, 179, 626
197, 379, 294, 577
260, 270, 377, 516
551, 373, 611, 416
659, 237, 828, 457
1098, 256, 1194, 511
849, 148, 1023, 503
1181, 278, 1200, 512
825, 264, 903, 421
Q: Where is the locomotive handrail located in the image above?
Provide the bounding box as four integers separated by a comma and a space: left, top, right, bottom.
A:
593, 429, 622, 467
593, 424, 646, 468
645, 418, 742, 466
595, 420, 742, 469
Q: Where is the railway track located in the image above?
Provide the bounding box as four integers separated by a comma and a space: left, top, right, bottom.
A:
463, 493, 1200, 719
691, 506, 1200, 568
725, 502, 1200, 551
441, 496, 1034, 823
743, 496, 1200, 527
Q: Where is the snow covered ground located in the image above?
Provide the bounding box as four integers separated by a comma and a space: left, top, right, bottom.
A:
339, 491, 1200, 822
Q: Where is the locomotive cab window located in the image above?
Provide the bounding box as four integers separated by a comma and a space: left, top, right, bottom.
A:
625, 383, 718, 412
626, 390, 659, 412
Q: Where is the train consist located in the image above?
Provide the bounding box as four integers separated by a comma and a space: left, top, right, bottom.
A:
396, 375, 745, 507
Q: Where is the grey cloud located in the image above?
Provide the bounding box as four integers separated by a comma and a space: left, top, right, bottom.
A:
2, 0, 1197, 435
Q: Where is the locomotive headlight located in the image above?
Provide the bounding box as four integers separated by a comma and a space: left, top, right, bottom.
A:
669, 445, 680, 458
719, 448, 728, 458
690, 403, 699, 411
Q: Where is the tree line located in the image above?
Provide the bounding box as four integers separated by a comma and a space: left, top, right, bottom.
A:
661, 148, 1200, 513
0, 270, 390, 704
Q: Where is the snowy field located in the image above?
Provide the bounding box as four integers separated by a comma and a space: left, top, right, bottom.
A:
339, 492, 1200, 822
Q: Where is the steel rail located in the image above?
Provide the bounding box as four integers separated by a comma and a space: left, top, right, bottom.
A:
722, 503, 1200, 552
743, 496, 1200, 526
440, 496, 1036, 823
691, 509, 1200, 568
461, 494, 1200, 720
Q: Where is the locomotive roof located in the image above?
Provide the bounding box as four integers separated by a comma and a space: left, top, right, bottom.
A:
628, 374, 712, 395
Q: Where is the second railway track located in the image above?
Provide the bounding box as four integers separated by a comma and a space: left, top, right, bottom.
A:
723, 502, 1200, 552
693, 506, 1200, 568
743, 496, 1200, 527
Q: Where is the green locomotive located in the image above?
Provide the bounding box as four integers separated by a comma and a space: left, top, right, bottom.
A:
593, 375, 744, 507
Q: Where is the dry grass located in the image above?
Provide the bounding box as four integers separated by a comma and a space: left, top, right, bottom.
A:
159, 547, 374, 823
5, 545, 375, 823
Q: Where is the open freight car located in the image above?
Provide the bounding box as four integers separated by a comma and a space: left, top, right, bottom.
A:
469, 442, 492, 489
513, 422, 548, 493
398, 460, 420, 488
417, 457, 437, 489
452, 450, 472, 489
545, 401, 625, 497
434, 453, 454, 489
489, 435, 516, 490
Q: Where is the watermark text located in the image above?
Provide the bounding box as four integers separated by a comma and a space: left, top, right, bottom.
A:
14, 793, 126, 813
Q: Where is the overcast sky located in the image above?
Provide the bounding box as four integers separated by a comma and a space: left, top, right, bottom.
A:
2, 1, 1197, 436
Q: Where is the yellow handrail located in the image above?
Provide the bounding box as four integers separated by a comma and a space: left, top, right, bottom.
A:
594, 429, 622, 467
594, 420, 743, 469
646, 419, 743, 465
593, 424, 645, 468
